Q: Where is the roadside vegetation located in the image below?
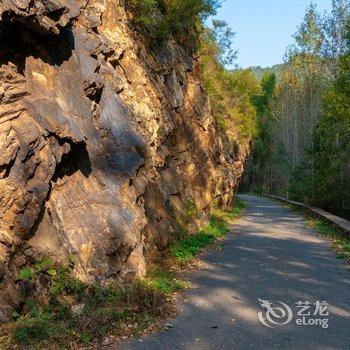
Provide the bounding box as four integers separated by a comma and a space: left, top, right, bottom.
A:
0, 257, 174, 349
0, 199, 246, 349
200, 21, 261, 141
276, 200, 350, 262
171, 198, 246, 263
307, 217, 350, 260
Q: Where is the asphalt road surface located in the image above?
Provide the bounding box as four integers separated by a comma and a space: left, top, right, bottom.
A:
119, 194, 350, 350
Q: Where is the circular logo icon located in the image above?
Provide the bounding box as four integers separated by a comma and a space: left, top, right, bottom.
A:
258, 298, 293, 328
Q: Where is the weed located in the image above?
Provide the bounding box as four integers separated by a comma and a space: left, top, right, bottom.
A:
18, 257, 55, 281
282, 200, 350, 261
6, 198, 246, 348
227, 198, 247, 219
306, 216, 350, 259
34, 258, 54, 272
9, 276, 172, 348
13, 309, 54, 345
18, 267, 35, 280
171, 198, 245, 263
170, 231, 215, 263
144, 270, 190, 294
184, 199, 197, 218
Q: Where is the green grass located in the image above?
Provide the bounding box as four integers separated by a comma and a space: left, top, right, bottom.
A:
4, 198, 246, 348
13, 309, 55, 345
218, 197, 247, 220
306, 216, 350, 259
280, 200, 350, 261
9, 281, 169, 348
170, 198, 246, 263
144, 270, 190, 294
3, 259, 175, 349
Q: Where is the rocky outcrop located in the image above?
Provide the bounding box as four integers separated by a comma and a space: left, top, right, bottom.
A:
0, 0, 249, 321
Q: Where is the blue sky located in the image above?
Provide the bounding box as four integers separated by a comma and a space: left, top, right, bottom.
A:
213, 0, 333, 68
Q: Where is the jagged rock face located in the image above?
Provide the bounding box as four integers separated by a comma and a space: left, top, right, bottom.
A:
0, 0, 248, 321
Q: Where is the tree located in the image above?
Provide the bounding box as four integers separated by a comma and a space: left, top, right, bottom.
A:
240, 72, 277, 193
242, 0, 350, 217
210, 20, 237, 65
291, 25, 350, 218
291, 2, 324, 56
323, 0, 350, 61
126, 0, 222, 43
200, 23, 260, 142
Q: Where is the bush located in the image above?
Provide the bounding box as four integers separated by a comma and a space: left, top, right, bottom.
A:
125, 0, 220, 44
200, 23, 260, 141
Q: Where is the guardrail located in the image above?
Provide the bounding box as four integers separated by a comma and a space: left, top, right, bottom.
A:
269, 195, 350, 238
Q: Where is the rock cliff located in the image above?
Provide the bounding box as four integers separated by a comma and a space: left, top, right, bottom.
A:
0, 0, 248, 321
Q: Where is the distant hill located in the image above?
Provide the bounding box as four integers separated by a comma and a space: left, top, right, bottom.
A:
250, 64, 285, 81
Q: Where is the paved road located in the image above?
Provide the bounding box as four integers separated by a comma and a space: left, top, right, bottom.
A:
119, 195, 350, 350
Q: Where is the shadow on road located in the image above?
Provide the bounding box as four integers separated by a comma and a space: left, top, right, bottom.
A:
119, 194, 350, 350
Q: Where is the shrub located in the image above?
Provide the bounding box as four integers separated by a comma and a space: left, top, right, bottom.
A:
125, 0, 220, 45
200, 23, 260, 141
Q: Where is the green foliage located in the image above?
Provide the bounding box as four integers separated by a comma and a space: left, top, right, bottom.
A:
291, 2, 324, 56
225, 198, 247, 219
48, 265, 86, 299
289, 24, 350, 219
9, 257, 175, 348
184, 199, 197, 218
171, 198, 246, 263
242, 1, 350, 221
144, 270, 189, 294
210, 19, 237, 65
251, 64, 284, 81
306, 215, 350, 259
200, 25, 260, 141
323, 0, 350, 62
253, 72, 276, 116
13, 310, 54, 345
18, 258, 56, 281
125, 0, 166, 40
170, 231, 215, 263
18, 267, 35, 280
125, 0, 220, 44
34, 258, 54, 272
240, 72, 279, 193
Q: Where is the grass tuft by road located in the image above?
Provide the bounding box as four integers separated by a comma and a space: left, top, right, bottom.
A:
170, 198, 246, 264
306, 216, 350, 260
274, 199, 350, 262
0, 198, 246, 349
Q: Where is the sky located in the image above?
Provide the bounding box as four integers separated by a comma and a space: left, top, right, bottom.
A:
213, 0, 333, 68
